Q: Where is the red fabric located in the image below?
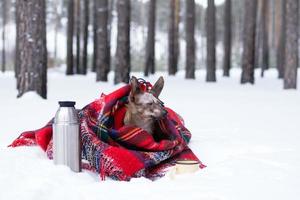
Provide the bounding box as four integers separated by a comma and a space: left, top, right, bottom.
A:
101, 147, 145, 180
35, 126, 53, 151
113, 106, 127, 130
9, 123, 52, 152
9, 83, 206, 181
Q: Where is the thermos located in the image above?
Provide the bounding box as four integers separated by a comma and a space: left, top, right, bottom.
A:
53, 101, 81, 172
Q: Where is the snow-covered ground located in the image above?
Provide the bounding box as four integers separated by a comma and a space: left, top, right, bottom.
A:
1, 68, 300, 200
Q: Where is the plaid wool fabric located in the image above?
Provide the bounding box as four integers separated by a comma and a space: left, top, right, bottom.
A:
9, 84, 205, 181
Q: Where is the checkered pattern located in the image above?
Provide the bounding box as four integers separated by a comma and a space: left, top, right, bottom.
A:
9, 83, 205, 181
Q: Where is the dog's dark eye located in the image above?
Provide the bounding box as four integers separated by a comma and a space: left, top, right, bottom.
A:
147, 102, 153, 106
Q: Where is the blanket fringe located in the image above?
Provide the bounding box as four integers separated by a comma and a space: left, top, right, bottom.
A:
100, 160, 106, 181
8, 132, 36, 148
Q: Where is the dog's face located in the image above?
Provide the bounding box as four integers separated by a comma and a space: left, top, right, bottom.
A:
128, 76, 167, 120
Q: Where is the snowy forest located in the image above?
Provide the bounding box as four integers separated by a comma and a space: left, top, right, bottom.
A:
1, 1, 300, 200
0, 0, 299, 99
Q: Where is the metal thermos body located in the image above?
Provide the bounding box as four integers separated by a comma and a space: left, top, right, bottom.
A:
53, 101, 81, 172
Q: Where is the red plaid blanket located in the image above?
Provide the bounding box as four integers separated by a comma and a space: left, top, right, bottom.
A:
9, 83, 205, 181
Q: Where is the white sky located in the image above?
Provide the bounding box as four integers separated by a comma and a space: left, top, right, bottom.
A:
195, 0, 225, 7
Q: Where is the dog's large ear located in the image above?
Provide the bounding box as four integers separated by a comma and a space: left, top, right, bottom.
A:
129, 76, 140, 101
130, 76, 140, 94
151, 76, 164, 97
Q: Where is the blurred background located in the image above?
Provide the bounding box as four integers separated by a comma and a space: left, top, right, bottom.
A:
0, 0, 299, 99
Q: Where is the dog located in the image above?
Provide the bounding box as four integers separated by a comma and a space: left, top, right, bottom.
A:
124, 76, 168, 135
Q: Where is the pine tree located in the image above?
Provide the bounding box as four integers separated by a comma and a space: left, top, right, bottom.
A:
107, 0, 114, 73
114, 0, 131, 84
241, 0, 258, 84
75, 0, 81, 74
254, 0, 262, 69
223, 0, 231, 77
16, 0, 47, 99
15, 0, 20, 80
53, 0, 61, 67
66, 0, 74, 75
284, 0, 298, 89
185, 0, 195, 79
144, 0, 156, 77
261, 0, 269, 77
276, 0, 286, 79
95, 0, 110, 82
92, 0, 97, 73
206, 0, 216, 82
81, 0, 89, 75
168, 0, 180, 75
1, 0, 7, 73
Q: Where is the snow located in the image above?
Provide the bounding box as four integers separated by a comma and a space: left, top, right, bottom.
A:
1, 68, 300, 200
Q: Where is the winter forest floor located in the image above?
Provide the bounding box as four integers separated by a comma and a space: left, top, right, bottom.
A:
0, 68, 300, 200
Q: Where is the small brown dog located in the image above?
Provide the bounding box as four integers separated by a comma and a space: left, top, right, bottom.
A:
124, 76, 167, 135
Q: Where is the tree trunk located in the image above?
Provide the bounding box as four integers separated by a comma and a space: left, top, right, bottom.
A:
185, 0, 195, 79
14, 4, 20, 79
95, 0, 110, 82
261, 0, 269, 77
232, 0, 243, 47
241, 0, 257, 84
107, 0, 114, 73
75, 0, 81, 74
223, 0, 231, 77
53, 0, 59, 67
114, 0, 130, 84
66, 0, 74, 75
92, 0, 97, 72
144, 0, 156, 77
1, 0, 7, 73
168, 0, 180, 76
254, 0, 262, 69
268, 0, 276, 52
15, 0, 20, 80
284, 0, 298, 89
16, 0, 47, 99
274, 0, 282, 51
206, 0, 216, 82
80, 0, 89, 75
276, 0, 286, 78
